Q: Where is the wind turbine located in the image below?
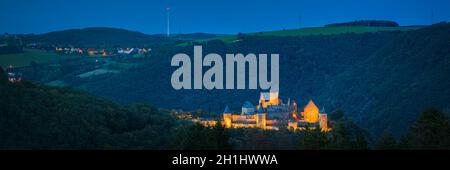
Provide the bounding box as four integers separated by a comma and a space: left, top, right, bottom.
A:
166, 7, 171, 37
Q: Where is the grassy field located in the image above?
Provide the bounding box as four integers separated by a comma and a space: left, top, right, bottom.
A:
45, 80, 68, 87
0, 49, 81, 68
77, 69, 120, 78
179, 26, 421, 45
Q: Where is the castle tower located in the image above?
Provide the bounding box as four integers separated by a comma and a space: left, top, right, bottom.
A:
319, 113, 328, 131
259, 92, 280, 108
241, 101, 255, 115
319, 107, 328, 131
256, 103, 267, 129
301, 100, 320, 123
290, 100, 299, 119
223, 106, 232, 128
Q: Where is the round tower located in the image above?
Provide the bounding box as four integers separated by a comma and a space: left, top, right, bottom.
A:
223, 106, 232, 128
256, 103, 267, 129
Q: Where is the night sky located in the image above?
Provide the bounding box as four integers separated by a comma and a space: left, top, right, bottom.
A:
1, 0, 450, 34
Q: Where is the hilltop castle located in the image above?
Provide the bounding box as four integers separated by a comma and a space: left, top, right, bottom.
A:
194, 92, 329, 131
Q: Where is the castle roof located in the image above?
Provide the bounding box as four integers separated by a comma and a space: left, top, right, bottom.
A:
242, 101, 254, 109
304, 100, 319, 113
320, 106, 326, 113
260, 92, 279, 101
223, 106, 231, 114
257, 103, 265, 113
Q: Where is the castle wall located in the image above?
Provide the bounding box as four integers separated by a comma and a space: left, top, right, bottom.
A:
319, 114, 329, 131
256, 113, 267, 129
197, 95, 331, 132
223, 113, 232, 128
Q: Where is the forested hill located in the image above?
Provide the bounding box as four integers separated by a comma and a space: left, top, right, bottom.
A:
0, 68, 180, 149
76, 23, 450, 137
325, 20, 399, 27
22, 27, 177, 47
317, 23, 450, 137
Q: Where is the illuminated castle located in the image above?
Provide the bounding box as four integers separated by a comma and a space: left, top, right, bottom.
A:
196, 92, 329, 131
288, 100, 329, 131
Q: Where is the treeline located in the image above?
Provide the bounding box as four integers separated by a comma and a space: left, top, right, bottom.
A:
325, 20, 399, 27
21, 27, 179, 48
0, 33, 23, 54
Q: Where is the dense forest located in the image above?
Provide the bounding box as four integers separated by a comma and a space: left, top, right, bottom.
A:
20, 27, 179, 48
1, 67, 449, 149
8, 28, 219, 48
0, 33, 23, 54
64, 23, 450, 138
325, 20, 399, 27
0, 66, 180, 149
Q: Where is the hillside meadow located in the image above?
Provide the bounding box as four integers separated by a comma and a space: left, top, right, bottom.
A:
0, 49, 81, 68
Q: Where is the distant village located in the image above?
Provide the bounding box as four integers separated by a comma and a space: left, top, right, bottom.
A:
1, 32, 155, 84
1, 32, 154, 57
3, 45, 152, 83
53, 46, 152, 57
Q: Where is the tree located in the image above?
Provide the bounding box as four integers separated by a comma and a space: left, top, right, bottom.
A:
237, 32, 243, 38
211, 120, 232, 150
176, 123, 211, 150
329, 109, 344, 121
405, 108, 450, 149
328, 119, 369, 150
172, 121, 232, 150
376, 131, 397, 150
0, 66, 7, 84
352, 131, 368, 150
298, 126, 329, 150
329, 122, 352, 149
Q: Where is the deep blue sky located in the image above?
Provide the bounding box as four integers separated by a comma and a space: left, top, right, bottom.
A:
1, 0, 450, 35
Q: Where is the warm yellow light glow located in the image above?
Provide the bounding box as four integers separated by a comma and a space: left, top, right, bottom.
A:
292, 112, 298, 120
223, 113, 232, 128
191, 96, 330, 133
302, 100, 320, 123
319, 114, 328, 132
256, 113, 266, 129
288, 122, 298, 130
